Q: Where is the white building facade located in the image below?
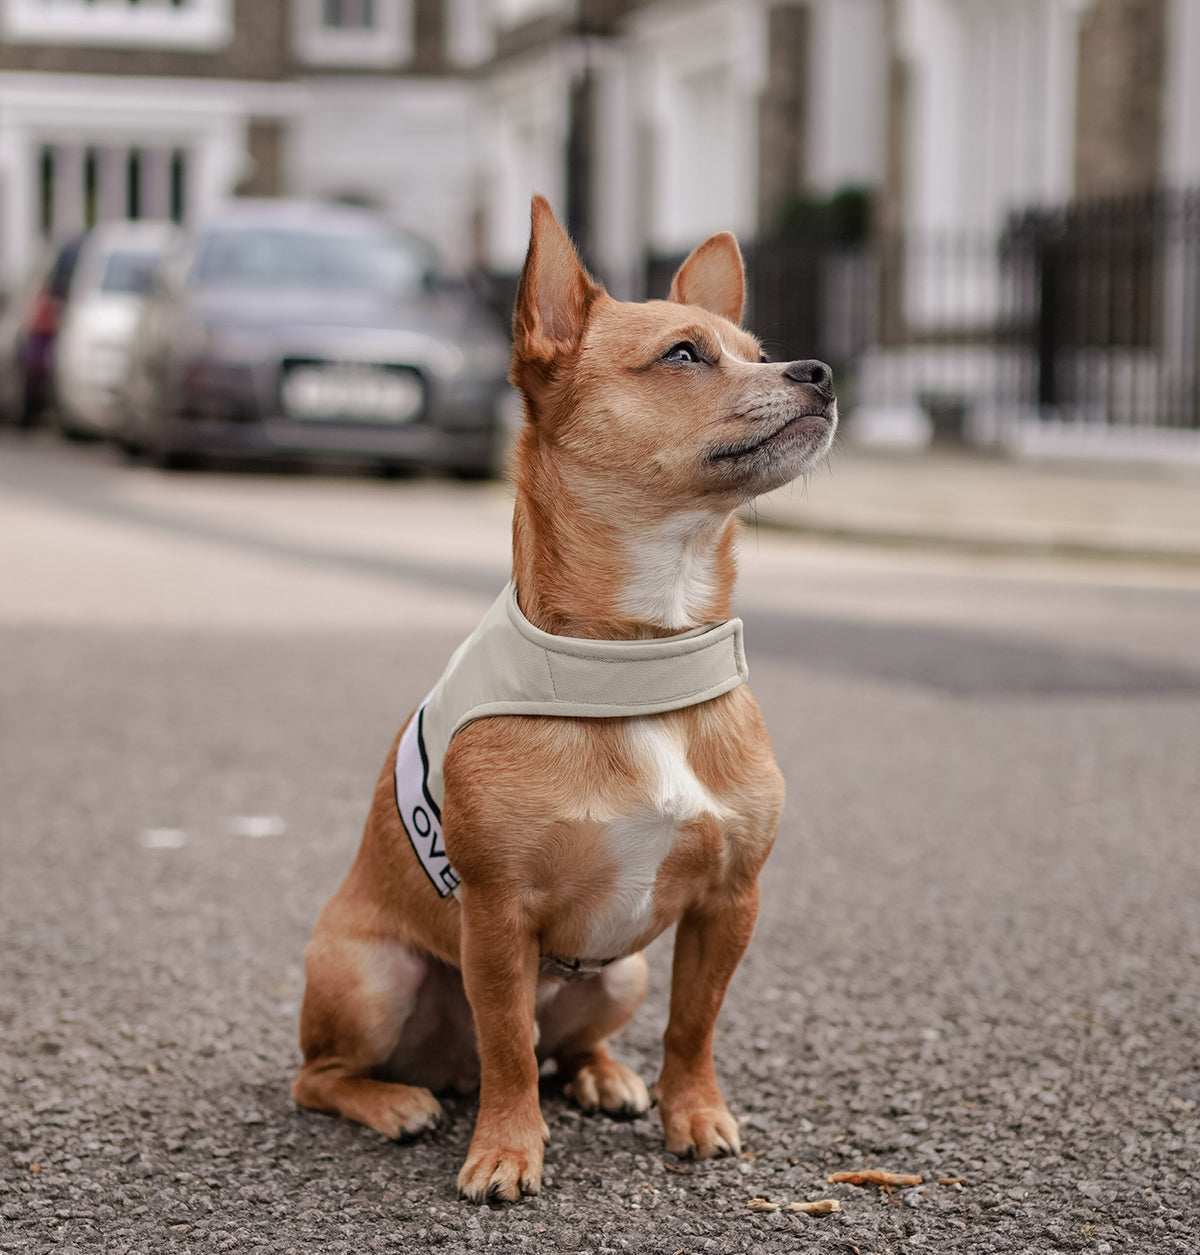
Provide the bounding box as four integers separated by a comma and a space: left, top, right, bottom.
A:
476, 0, 889, 290
0, 0, 483, 288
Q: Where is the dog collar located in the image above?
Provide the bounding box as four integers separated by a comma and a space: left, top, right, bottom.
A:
393, 581, 748, 900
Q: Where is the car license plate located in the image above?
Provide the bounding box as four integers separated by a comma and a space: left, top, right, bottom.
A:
282, 365, 422, 423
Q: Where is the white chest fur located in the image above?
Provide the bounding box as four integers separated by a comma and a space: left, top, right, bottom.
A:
619, 510, 725, 631
582, 717, 724, 960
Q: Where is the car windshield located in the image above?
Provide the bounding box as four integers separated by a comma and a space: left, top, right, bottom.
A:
189, 226, 429, 297
100, 250, 162, 295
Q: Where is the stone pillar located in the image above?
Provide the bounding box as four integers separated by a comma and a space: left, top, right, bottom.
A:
96, 146, 127, 224
1074, 0, 1166, 199
51, 145, 86, 240
239, 120, 285, 198
140, 147, 173, 221
879, 0, 907, 238
757, 1, 809, 235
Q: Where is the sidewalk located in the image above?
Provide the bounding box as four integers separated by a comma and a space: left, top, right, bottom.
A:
750, 448, 1200, 562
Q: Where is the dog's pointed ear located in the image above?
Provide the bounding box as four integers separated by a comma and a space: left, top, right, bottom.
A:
513, 196, 600, 359
667, 232, 745, 325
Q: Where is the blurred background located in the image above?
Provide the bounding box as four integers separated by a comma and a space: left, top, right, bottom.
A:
0, 0, 1197, 465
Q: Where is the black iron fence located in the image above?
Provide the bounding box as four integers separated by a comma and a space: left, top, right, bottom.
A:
1011, 192, 1200, 430
645, 189, 1200, 437
646, 242, 876, 367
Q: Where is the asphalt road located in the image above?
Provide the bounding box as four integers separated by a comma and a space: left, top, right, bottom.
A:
2, 432, 1199, 1255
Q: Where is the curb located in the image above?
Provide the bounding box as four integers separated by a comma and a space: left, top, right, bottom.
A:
739, 510, 1200, 566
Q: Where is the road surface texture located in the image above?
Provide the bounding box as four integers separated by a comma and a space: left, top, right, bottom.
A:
2, 433, 1198, 1254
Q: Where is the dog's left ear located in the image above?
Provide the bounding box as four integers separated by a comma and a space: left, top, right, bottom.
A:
513, 196, 601, 361
667, 232, 745, 326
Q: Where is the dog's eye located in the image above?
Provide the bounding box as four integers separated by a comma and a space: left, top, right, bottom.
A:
663, 342, 699, 364
759, 351, 770, 364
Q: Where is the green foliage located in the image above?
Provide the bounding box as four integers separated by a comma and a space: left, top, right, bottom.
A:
776, 186, 873, 244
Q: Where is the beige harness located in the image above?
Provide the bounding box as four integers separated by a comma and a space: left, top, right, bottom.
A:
393, 583, 748, 968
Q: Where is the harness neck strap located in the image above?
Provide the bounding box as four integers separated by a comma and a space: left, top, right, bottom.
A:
494, 582, 747, 716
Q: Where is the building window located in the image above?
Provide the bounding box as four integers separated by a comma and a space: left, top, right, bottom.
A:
38, 142, 190, 239
170, 150, 188, 225
293, 0, 411, 67
38, 147, 54, 237
0, 0, 232, 50
323, 0, 375, 29
493, 0, 563, 27
126, 150, 142, 221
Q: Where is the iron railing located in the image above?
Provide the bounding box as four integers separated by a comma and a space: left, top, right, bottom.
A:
646, 189, 1200, 436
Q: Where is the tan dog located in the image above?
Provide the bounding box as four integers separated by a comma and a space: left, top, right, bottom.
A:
292, 197, 837, 1202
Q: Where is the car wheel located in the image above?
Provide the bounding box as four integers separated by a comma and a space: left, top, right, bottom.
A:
150, 445, 202, 472
445, 429, 501, 482
1, 374, 42, 429
145, 415, 202, 471
447, 460, 494, 482
55, 410, 102, 443
113, 417, 148, 461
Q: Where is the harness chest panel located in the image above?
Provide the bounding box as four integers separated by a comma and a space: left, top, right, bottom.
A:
393, 582, 748, 900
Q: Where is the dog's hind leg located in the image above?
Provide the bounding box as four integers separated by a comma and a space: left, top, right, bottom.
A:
537, 953, 651, 1117
291, 934, 444, 1140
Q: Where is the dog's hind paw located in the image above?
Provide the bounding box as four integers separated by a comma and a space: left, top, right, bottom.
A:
565, 1059, 650, 1119
292, 1070, 443, 1142
389, 1091, 443, 1141
366, 1084, 443, 1141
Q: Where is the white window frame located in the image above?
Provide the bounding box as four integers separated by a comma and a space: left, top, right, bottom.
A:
0, 0, 233, 51
493, 0, 564, 28
292, 0, 412, 68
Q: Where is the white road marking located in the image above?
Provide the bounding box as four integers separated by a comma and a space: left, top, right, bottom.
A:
141, 828, 186, 849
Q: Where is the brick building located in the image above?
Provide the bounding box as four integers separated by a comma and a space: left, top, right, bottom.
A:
0, 0, 487, 286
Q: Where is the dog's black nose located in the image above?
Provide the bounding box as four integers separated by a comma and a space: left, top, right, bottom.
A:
782, 359, 833, 391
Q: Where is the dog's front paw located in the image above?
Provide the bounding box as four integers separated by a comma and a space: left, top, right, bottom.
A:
565, 1059, 650, 1119
660, 1100, 741, 1160
457, 1124, 547, 1203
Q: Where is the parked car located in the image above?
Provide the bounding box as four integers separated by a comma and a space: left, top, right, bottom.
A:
53, 221, 179, 440
118, 200, 514, 475
0, 235, 85, 427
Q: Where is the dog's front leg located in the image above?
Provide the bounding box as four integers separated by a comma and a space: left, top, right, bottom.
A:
657, 882, 760, 1159
456, 888, 547, 1202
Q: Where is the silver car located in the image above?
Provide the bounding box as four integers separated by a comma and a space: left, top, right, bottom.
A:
120, 201, 514, 476
55, 221, 180, 440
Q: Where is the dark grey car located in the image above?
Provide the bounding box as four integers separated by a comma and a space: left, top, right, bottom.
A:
119, 201, 514, 476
